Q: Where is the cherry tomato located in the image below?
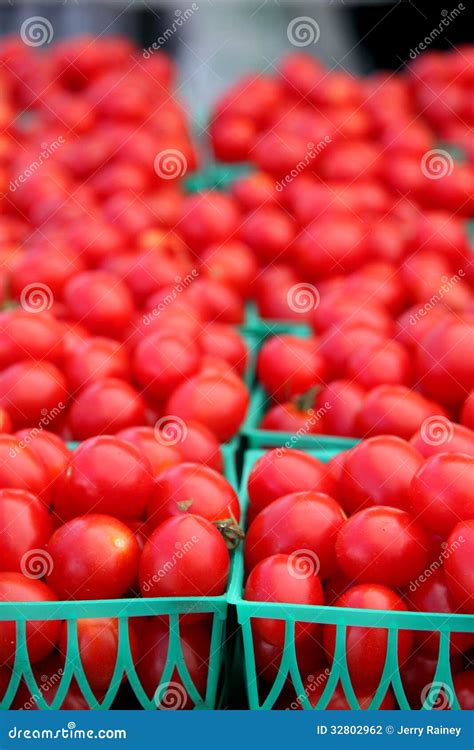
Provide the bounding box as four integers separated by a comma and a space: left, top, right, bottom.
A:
340, 436, 423, 514
117, 426, 182, 477
323, 584, 413, 690
245, 491, 346, 579
407, 569, 474, 656
244, 553, 324, 648
14, 430, 70, 493
67, 378, 146, 439
165, 370, 249, 442
355, 385, 448, 440
0, 488, 53, 573
0, 435, 52, 505
135, 616, 210, 708
0, 361, 67, 431
47, 515, 140, 600
453, 671, 474, 710
444, 520, 474, 613
312, 293, 394, 336
0, 407, 11, 433
257, 335, 325, 401
53, 436, 154, 522
294, 215, 369, 279
416, 317, 474, 407
132, 331, 200, 400
240, 206, 295, 264
174, 420, 223, 473
139, 515, 229, 599
63, 271, 135, 340
147, 462, 239, 528
198, 324, 248, 375
315, 380, 366, 437
64, 337, 131, 392
58, 618, 138, 694
336, 506, 429, 587
346, 339, 412, 389
260, 400, 323, 434
410, 420, 474, 458
0, 573, 61, 665
247, 448, 336, 519
178, 192, 240, 253
409, 453, 474, 536
0, 310, 64, 369
318, 324, 387, 380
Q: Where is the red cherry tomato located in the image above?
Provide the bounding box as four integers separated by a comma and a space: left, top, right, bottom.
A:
139, 515, 229, 599
0, 310, 64, 369
409, 453, 474, 536
200, 241, 259, 298
0, 435, 52, 505
407, 569, 474, 657
147, 462, 240, 528
174, 420, 223, 473
47, 515, 140, 600
179, 192, 240, 253
247, 448, 336, 519
0, 361, 67, 431
63, 271, 135, 340
135, 616, 210, 708
117, 426, 182, 477
67, 378, 146, 440
165, 370, 249, 442
315, 380, 366, 437
410, 419, 474, 458
355, 385, 448, 440
53, 436, 154, 522
58, 618, 138, 694
260, 400, 323, 434
453, 672, 474, 710
14, 430, 70, 493
245, 491, 346, 579
444, 520, 474, 613
336, 506, 429, 587
416, 317, 474, 407
198, 324, 248, 375
0, 573, 61, 665
323, 584, 413, 691
132, 331, 200, 401
240, 206, 295, 264
244, 553, 324, 648
64, 337, 131, 391
257, 335, 326, 401
346, 339, 412, 389
340, 436, 423, 514
0, 488, 53, 573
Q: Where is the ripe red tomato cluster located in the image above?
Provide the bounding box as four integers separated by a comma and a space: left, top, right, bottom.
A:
0, 431, 240, 707
244, 445, 474, 709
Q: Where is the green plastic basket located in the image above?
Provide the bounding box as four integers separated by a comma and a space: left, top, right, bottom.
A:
184, 162, 253, 194
242, 303, 312, 340
228, 447, 474, 710
0, 441, 239, 711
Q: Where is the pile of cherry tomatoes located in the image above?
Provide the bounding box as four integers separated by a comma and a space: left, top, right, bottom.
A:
0, 33, 473, 710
